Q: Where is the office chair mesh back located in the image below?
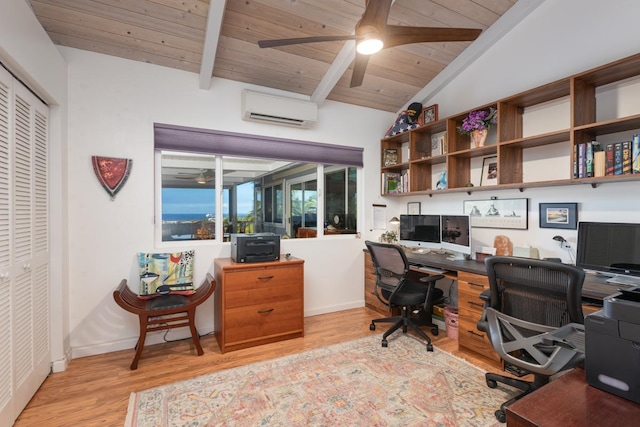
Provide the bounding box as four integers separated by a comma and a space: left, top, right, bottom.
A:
491, 262, 585, 335
367, 243, 408, 302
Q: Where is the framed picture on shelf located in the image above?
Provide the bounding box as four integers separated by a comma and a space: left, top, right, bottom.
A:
481, 156, 498, 186
407, 202, 421, 215
539, 202, 578, 229
382, 148, 398, 166
463, 198, 528, 230
421, 104, 438, 125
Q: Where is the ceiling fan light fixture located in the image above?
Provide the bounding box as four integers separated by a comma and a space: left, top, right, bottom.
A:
196, 173, 207, 184
356, 38, 383, 55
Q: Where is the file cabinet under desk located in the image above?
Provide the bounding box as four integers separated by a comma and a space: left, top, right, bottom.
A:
457, 271, 501, 362
214, 256, 304, 353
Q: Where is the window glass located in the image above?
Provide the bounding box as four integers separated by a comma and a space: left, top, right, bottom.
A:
160, 153, 217, 241
159, 153, 357, 242
289, 178, 317, 238
324, 166, 357, 235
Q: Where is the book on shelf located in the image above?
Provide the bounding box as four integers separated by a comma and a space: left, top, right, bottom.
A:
430, 131, 447, 156
614, 142, 623, 175
633, 134, 640, 174
382, 148, 398, 166
401, 142, 410, 162
382, 172, 410, 194
594, 150, 605, 177
577, 142, 586, 178
605, 143, 615, 176
585, 141, 594, 177
622, 140, 632, 174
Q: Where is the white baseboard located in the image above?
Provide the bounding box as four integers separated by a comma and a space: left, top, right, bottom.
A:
51, 347, 72, 373
304, 300, 364, 317
71, 328, 216, 359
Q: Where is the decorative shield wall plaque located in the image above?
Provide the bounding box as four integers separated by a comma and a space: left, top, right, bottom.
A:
92, 156, 132, 200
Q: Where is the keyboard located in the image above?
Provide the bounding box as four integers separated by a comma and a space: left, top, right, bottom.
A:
605, 276, 640, 288
417, 265, 447, 274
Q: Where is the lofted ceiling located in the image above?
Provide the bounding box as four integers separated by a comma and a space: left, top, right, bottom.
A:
27, 0, 539, 114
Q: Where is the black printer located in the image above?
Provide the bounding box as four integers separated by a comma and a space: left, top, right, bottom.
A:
230, 233, 280, 263
585, 287, 640, 403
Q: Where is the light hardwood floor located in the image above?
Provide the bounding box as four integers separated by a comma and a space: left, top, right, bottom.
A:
15, 307, 501, 426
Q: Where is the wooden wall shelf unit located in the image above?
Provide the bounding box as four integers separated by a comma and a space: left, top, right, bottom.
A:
214, 256, 304, 353
380, 52, 640, 196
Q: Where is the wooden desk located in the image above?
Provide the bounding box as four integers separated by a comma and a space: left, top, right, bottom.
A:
506, 368, 640, 426
403, 250, 623, 302
365, 249, 621, 363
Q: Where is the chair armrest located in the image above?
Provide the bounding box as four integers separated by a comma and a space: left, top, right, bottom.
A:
476, 289, 491, 332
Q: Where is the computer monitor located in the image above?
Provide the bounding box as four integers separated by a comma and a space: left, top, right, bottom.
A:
399, 214, 441, 250
440, 214, 471, 260
576, 221, 640, 285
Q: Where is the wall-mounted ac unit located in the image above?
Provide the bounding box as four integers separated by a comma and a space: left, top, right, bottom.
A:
241, 89, 318, 129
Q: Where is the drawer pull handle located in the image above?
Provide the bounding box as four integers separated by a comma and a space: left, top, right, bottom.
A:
467, 301, 484, 308
258, 275, 274, 281
257, 308, 274, 315
468, 283, 484, 289
467, 330, 484, 338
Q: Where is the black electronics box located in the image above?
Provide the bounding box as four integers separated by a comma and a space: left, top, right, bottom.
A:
585, 289, 640, 403
230, 233, 280, 263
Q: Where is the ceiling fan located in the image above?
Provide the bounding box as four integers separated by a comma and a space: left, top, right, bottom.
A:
257, 0, 482, 88
176, 169, 215, 184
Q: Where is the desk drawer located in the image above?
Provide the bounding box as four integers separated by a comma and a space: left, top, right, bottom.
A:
225, 299, 304, 343
224, 267, 303, 308
458, 272, 489, 289
458, 286, 486, 314
458, 316, 500, 362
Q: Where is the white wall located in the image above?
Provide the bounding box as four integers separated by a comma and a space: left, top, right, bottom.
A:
60, 47, 394, 357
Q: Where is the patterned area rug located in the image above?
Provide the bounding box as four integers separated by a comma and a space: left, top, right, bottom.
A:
125, 335, 515, 426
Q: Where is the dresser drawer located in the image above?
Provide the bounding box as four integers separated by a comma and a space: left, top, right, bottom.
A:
225, 299, 304, 343
224, 266, 303, 308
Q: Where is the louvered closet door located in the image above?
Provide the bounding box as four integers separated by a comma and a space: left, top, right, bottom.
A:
0, 66, 50, 427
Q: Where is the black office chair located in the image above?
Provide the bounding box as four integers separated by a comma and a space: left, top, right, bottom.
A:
477, 256, 586, 423
365, 241, 445, 351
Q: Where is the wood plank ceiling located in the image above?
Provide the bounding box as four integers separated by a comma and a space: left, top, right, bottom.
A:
29, 0, 523, 113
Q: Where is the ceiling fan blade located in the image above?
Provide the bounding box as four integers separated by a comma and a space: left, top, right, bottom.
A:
258, 35, 356, 48
350, 53, 371, 88
359, 0, 393, 29
384, 26, 482, 49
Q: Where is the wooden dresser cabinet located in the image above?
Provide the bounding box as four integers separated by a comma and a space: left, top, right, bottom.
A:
214, 257, 304, 353
457, 271, 500, 362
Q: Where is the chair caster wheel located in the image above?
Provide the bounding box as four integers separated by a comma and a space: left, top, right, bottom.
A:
487, 379, 498, 389
431, 327, 439, 336
426, 343, 434, 351
369, 323, 376, 331
495, 410, 506, 423
381, 339, 388, 347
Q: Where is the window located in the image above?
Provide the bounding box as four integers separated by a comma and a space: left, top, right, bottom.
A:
155, 124, 362, 243
160, 153, 219, 241
324, 166, 357, 235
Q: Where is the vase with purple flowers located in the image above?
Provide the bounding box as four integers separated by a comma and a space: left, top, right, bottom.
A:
458, 108, 497, 148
